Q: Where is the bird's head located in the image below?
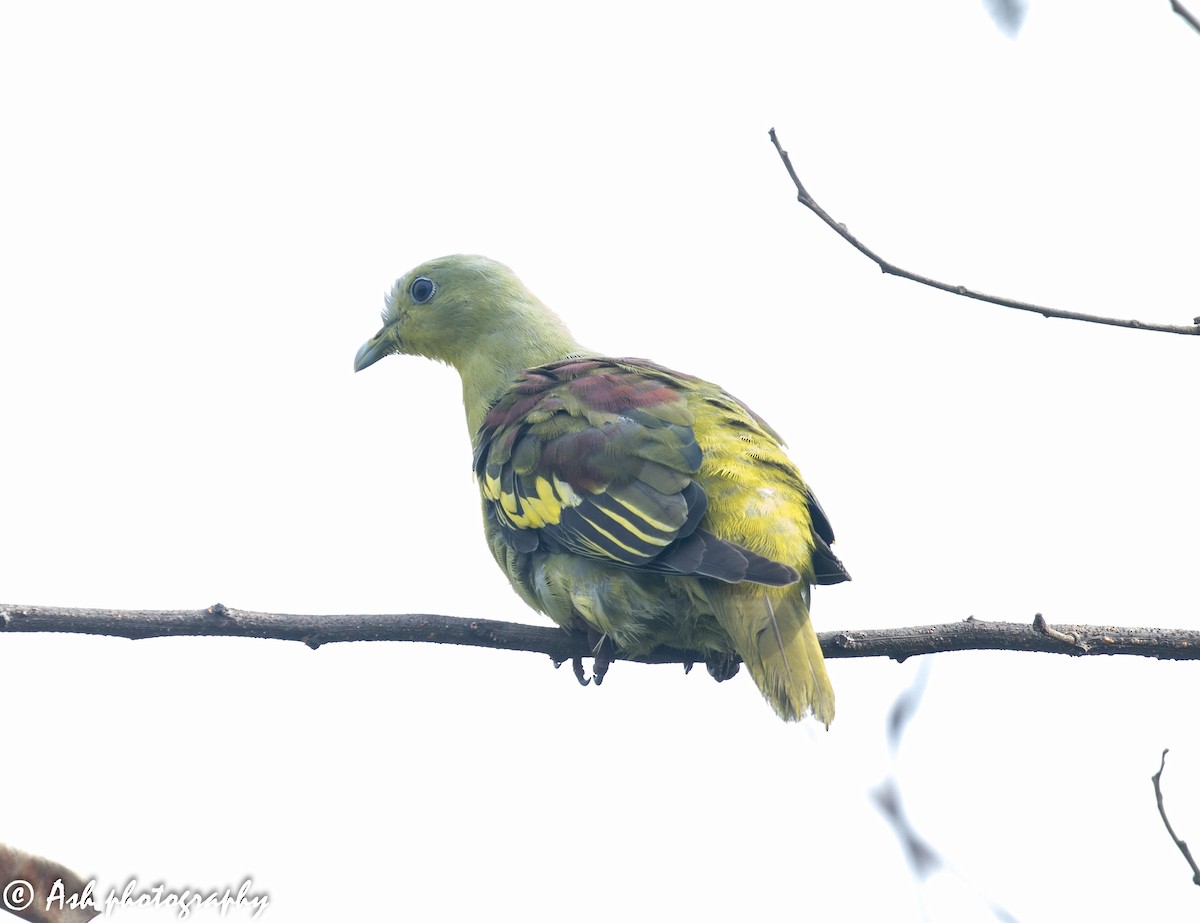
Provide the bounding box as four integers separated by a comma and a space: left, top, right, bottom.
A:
355, 254, 585, 435
354, 254, 577, 374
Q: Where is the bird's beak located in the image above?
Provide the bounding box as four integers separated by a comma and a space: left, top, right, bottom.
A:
354, 327, 395, 372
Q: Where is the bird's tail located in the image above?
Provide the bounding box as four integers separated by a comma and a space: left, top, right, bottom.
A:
712, 584, 834, 725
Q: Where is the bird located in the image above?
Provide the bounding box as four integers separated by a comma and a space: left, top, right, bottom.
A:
354, 254, 849, 723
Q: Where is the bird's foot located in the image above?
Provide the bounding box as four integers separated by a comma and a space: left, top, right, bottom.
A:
705, 651, 741, 683
570, 628, 615, 687
589, 629, 613, 686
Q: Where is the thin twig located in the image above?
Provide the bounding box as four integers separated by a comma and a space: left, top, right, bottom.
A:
2, 605, 1199, 665
1152, 750, 1200, 886
768, 127, 1200, 337
1173, 0, 1200, 34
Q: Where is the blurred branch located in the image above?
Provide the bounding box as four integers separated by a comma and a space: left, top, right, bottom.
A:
768, 127, 1200, 337
1173, 1, 1200, 34
1152, 750, 1200, 886
0, 843, 97, 923
3, 604, 1199, 664
876, 665, 1022, 921
872, 778, 943, 880
875, 663, 943, 878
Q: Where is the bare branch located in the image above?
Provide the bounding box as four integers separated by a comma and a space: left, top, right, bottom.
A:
1173, 1, 1200, 34
829, 614, 1200, 661
2, 604, 1199, 665
1152, 750, 1200, 886
768, 127, 1200, 337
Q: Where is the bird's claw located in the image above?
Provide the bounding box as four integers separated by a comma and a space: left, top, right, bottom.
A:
588, 629, 612, 686
568, 629, 615, 687
705, 652, 741, 683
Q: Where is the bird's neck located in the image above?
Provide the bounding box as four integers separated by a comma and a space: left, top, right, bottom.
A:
460, 326, 586, 439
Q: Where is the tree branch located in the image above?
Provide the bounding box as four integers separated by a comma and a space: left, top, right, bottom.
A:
2, 604, 1198, 665
1152, 750, 1200, 886
1173, 0, 1200, 35
768, 127, 1200, 337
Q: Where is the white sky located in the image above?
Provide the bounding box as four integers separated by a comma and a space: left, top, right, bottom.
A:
2, 1, 1198, 920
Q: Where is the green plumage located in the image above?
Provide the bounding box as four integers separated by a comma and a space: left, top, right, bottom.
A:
355, 255, 849, 723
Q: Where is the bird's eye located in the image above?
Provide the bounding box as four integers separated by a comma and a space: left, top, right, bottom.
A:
409, 277, 436, 304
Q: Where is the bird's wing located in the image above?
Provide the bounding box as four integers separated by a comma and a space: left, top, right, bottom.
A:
473, 358, 798, 586
805, 485, 851, 585
678, 369, 851, 588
